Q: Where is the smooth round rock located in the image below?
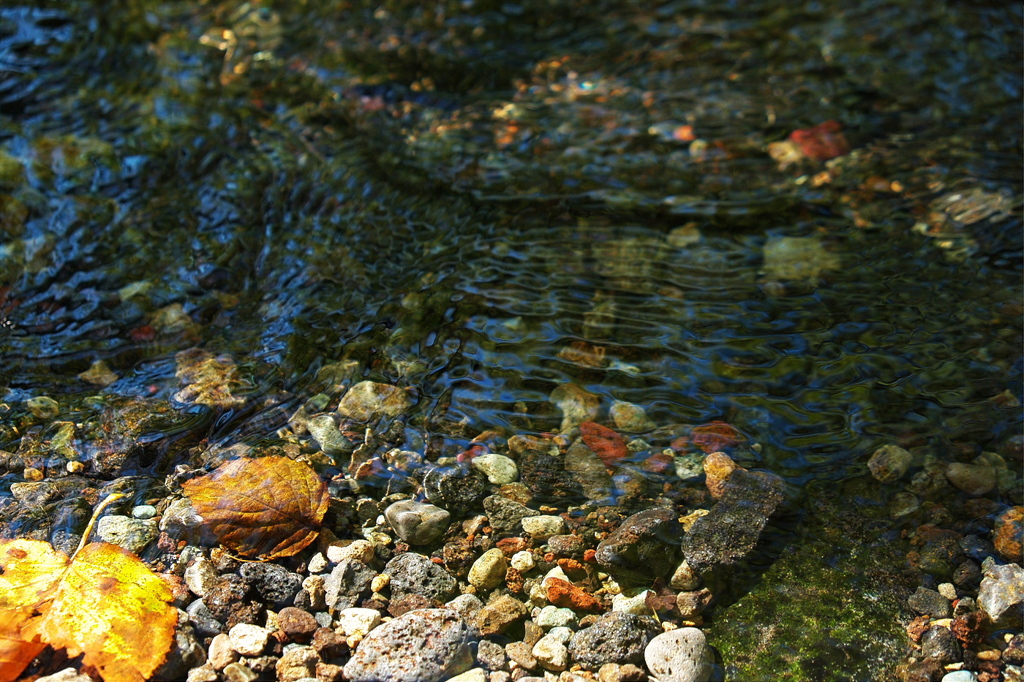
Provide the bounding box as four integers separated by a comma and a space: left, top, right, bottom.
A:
385, 500, 451, 545
945, 462, 997, 496
468, 548, 508, 591
610, 401, 657, 433
521, 515, 567, 540
343, 608, 472, 682
644, 627, 713, 682
868, 444, 913, 482
306, 414, 352, 455
336, 381, 412, 422
472, 454, 519, 485
228, 623, 270, 657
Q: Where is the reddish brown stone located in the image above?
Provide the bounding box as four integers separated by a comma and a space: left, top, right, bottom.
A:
788, 120, 850, 162
277, 607, 318, 643
952, 611, 986, 647
311, 627, 347, 660
388, 593, 436, 617
158, 572, 191, 608
580, 421, 629, 467
994, 506, 1023, 563
906, 615, 931, 643
546, 577, 604, 612
316, 663, 346, 682
583, 548, 597, 563
496, 537, 529, 556
641, 451, 674, 474
690, 421, 744, 454
505, 567, 524, 593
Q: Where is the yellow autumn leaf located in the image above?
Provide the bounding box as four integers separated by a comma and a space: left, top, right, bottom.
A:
0, 514, 177, 682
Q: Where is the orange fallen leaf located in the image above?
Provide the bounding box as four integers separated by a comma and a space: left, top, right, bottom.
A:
0, 502, 176, 682
183, 455, 329, 560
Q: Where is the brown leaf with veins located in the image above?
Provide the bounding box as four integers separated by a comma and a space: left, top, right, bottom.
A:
183, 455, 329, 560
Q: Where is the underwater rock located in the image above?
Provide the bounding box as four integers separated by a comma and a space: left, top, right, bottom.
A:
595, 507, 681, 581
703, 452, 740, 499
549, 384, 601, 433
580, 422, 629, 467
482, 494, 537, 537
519, 449, 585, 505
424, 466, 487, 518
306, 415, 353, 456
471, 454, 518, 485
761, 235, 840, 284
944, 460, 998, 496
993, 506, 1024, 563
563, 440, 613, 502
174, 349, 244, 410
868, 444, 913, 482
609, 401, 657, 433
336, 381, 412, 422
681, 468, 785, 586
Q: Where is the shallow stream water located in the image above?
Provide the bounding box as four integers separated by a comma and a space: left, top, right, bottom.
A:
0, 1, 1021, 679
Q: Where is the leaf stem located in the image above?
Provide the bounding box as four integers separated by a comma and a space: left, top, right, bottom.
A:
72, 492, 126, 562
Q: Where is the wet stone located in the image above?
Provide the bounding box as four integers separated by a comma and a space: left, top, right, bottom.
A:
568, 612, 660, 670
908, 587, 951, 618
868, 444, 913, 482
681, 469, 785, 584
425, 466, 488, 518
472, 454, 519, 485
609, 401, 657, 433
336, 381, 412, 422
468, 548, 508, 591
343, 608, 472, 682
548, 534, 586, 558
185, 556, 219, 598
595, 507, 681, 582
306, 414, 353, 456
187, 599, 224, 637
96, 515, 158, 554
518, 450, 585, 505
945, 461, 998, 496
993, 506, 1024, 563
473, 594, 528, 636
204, 575, 252, 621
522, 515, 567, 541
921, 626, 961, 665
386, 551, 458, 602
564, 440, 614, 502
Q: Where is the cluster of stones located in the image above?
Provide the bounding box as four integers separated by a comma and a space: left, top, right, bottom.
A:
866, 442, 1024, 682
94, 378, 794, 682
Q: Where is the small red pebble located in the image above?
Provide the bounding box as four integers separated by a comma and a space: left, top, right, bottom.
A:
430, 556, 444, 565
788, 120, 850, 162
129, 325, 156, 342
583, 549, 597, 563
456, 444, 487, 464
546, 577, 604, 612
544, 553, 555, 562
690, 421, 744, 454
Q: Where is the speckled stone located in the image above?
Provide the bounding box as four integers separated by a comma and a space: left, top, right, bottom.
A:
644, 627, 713, 682
343, 609, 472, 682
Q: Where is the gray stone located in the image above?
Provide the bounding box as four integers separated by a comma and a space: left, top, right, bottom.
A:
386, 552, 457, 603
160, 497, 203, 535
96, 515, 158, 554
908, 587, 951, 618
921, 626, 961, 665
644, 627, 713, 682
425, 466, 489, 518
306, 414, 352, 456
483, 494, 538, 537
681, 469, 785, 585
385, 499, 451, 545
343, 608, 472, 682
240, 562, 303, 609
977, 562, 1024, 627
567, 612, 660, 670
945, 461, 998, 496
325, 558, 377, 612
595, 507, 680, 581
477, 639, 509, 672
153, 614, 207, 681
186, 598, 223, 637
337, 381, 412, 422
